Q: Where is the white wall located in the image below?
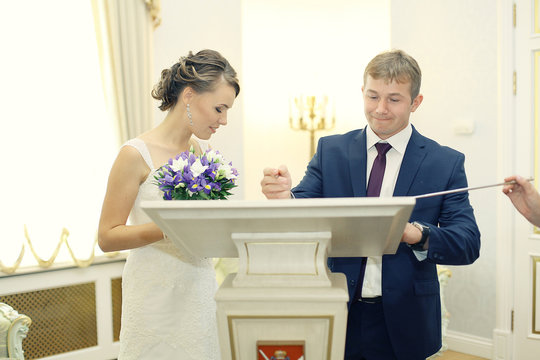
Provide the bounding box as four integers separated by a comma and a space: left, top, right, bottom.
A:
153, 0, 244, 198
391, 0, 498, 340
242, 0, 390, 199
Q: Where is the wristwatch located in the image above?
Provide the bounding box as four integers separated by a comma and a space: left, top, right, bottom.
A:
411, 221, 430, 251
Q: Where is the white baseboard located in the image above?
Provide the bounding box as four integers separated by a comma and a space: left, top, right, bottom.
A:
445, 330, 493, 359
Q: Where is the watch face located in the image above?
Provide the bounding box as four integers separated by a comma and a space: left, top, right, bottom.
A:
413, 222, 424, 233
412, 222, 429, 247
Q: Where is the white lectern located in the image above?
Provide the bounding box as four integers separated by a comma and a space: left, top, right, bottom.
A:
142, 197, 415, 360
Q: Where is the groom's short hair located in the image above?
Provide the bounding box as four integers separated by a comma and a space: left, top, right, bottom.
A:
364, 49, 422, 102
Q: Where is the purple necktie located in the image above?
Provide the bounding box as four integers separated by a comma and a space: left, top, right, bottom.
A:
355, 142, 392, 301
366, 142, 393, 197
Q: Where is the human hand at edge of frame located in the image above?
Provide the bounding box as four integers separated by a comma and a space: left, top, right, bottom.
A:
502, 175, 540, 227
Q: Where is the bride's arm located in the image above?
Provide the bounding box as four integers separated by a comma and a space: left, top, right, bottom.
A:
98, 146, 163, 252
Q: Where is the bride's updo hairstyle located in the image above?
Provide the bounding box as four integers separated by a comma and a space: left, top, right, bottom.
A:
152, 49, 240, 111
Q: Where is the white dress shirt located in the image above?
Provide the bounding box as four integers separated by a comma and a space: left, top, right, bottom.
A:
361, 124, 412, 298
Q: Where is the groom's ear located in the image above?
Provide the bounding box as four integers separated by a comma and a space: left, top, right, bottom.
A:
410, 94, 423, 112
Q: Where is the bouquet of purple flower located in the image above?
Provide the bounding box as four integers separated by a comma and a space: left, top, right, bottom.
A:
154, 147, 238, 200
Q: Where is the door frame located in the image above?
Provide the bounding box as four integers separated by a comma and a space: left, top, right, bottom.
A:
493, 0, 516, 358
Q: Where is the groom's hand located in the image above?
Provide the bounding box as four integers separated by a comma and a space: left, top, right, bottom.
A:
261, 165, 292, 199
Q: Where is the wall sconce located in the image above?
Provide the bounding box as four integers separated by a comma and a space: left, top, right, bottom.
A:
289, 95, 335, 158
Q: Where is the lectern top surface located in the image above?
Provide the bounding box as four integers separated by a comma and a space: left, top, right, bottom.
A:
141, 197, 415, 258
142, 196, 415, 209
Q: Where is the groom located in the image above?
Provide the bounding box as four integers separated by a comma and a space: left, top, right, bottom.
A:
260, 49, 481, 360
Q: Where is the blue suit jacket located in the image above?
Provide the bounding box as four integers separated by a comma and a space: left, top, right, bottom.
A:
292, 126, 481, 360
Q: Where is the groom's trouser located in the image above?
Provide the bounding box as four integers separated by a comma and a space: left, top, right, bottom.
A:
344, 300, 398, 360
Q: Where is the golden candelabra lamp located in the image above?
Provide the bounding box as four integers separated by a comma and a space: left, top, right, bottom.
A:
289, 95, 335, 158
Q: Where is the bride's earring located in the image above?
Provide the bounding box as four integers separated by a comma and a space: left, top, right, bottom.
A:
187, 104, 193, 126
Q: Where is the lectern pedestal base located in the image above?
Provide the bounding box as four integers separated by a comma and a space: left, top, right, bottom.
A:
216, 273, 349, 360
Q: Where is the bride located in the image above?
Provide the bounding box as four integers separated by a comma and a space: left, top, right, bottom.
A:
98, 49, 240, 360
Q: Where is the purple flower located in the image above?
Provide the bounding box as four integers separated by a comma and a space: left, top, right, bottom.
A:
201, 179, 213, 194
181, 169, 193, 183
212, 182, 221, 191
179, 152, 189, 160
200, 154, 209, 166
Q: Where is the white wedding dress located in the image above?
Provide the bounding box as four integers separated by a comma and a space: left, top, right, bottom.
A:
118, 138, 220, 360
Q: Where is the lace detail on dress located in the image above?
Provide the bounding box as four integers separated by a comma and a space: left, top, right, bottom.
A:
118, 138, 220, 360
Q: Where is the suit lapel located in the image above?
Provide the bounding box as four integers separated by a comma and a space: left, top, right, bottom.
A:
349, 128, 367, 197
393, 126, 427, 196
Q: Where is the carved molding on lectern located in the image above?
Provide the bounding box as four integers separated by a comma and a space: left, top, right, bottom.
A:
232, 232, 332, 288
